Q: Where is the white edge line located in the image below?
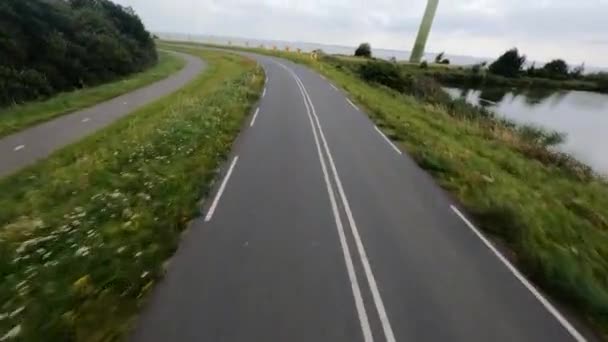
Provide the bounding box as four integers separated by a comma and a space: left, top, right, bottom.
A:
450, 205, 587, 342
330, 84, 339, 91
250, 108, 260, 127
374, 126, 402, 155
320, 74, 326, 80
262, 87, 267, 98
298, 75, 397, 342
204, 156, 239, 222
13, 145, 25, 151
277, 60, 374, 342
346, 98, 360, 111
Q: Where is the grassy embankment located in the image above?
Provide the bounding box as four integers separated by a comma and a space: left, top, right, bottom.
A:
0, 47, 263, 341
0, 51, 185, 138
167, 41, 608, 337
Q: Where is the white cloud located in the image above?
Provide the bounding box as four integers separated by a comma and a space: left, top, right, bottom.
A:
115, 0, 608, 67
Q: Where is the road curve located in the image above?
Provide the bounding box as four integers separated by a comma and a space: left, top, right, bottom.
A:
0, 51, 204, 178
132, 47, 594, 342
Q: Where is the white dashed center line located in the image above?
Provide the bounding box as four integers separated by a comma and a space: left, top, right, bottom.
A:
13, 145, 25, 151
82, 118, 91, 123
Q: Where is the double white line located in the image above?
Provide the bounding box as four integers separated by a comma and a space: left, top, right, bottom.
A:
276, 61, 396, 342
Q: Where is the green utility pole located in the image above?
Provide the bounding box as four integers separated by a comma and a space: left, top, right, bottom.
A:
410, 0, 439, 63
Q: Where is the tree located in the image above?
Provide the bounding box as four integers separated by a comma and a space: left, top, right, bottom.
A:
489, 48, 527, 78
434, 52, 444, 63
0, 0, 157, 107
526, 62, 537, 77
434, 52, 450, 64
570, 63, 585, 78
355, 43, 372, 58
542, 59, 569, 78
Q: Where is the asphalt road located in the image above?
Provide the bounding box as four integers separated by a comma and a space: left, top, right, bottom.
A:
132, 49, 592, 342
0, 51, 204, 178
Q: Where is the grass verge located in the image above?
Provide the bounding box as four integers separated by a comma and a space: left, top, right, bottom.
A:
0, 47, 263, 341
0, 51, 186, 138
165, 41, 608, 338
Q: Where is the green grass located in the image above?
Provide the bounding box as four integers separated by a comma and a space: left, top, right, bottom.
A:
0, 47, 263, 341
163, 41, 608, 337
0, 51, 186, 138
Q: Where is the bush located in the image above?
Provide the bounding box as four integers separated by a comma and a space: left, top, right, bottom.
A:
489, 48, 526, 78
0, 0, 157, 107
358, 61, 450, 104
354, 43, 372, 58
434, 52, 450, 64
420, 61, 429, 69
359, 62, 406, 91
542, 59, 569, 80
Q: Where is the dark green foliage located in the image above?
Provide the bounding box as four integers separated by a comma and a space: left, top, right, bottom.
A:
587, 72, 608, 91
420, 61, 429, 69
489, 48, 526, 78
542, 59, 569, 78
526, 59, 571, 80
570, 63, 585, 78
434, 52, 444, 64
434, 52, 450, 64
0, 0, 157, 107
358, 61, 451, 105
354, 42, 372, 58
359, 62, 406, 91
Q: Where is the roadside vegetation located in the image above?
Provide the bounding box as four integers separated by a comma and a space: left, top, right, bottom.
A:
416, 47, 607, 93
0, 47, 263, 341
164, 40, 608, 337
354, 43, 372, 58
0, 0, 157, 107
314, 43, 608, 93
0, 51, 185, 138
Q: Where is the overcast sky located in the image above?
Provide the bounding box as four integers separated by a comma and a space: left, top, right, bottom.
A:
114, 0, 608, 67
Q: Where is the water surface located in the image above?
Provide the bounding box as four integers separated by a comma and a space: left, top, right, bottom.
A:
445, 87, 608, 175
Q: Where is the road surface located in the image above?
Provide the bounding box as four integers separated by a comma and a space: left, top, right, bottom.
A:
131, 49, 591, 342
0, 51, 204, 178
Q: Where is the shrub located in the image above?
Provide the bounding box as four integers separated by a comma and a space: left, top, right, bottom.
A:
420, 61, 429, 69
434, 52, 450, 64
434, 52, 445, 64
359, 62, 406, 91
355, 43, 372, 58
542, 59, 569, 80
489, 48, 526, 78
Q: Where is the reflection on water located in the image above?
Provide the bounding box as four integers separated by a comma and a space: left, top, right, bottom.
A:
445, 87, 608, 175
